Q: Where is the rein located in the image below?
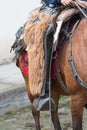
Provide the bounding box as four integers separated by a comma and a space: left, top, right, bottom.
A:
73, 0, 87, 18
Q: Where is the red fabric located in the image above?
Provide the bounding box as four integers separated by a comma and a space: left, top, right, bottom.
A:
21, 50, 60, 79
21, 51, 29, 76
21, 49, 61, 79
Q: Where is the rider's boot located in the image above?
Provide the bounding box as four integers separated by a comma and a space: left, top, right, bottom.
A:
33, 24, 56, 111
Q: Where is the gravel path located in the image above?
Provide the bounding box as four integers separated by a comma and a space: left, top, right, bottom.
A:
0, 97, 87, 130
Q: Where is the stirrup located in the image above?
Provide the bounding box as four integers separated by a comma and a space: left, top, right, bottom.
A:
33, 96, 56, 111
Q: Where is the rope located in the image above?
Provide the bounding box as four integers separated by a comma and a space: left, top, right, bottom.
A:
74, 0, 87, 18
49, 47, 54, 130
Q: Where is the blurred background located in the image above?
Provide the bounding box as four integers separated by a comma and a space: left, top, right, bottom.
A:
0, 0, 40, 116
0, 0, 40, 64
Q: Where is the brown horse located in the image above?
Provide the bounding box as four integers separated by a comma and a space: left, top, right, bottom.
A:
16, 10, 87, 130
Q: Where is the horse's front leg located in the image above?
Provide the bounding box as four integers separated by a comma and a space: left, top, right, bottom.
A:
51, 108, 62, 130
31, 105, 41, 130
71, 95, 84, 130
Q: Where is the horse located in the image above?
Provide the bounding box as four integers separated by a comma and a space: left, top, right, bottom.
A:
13, 6, 87, 130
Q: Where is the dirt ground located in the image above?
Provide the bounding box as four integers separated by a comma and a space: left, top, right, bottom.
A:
0, 97, 87, 130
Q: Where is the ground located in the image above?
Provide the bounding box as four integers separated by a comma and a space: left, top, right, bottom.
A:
0, 97, 87, 130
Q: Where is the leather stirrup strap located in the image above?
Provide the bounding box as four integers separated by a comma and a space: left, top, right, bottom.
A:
40, 24, 55, 96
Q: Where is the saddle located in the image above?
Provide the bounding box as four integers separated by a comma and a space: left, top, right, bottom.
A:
11, 6, 83, 96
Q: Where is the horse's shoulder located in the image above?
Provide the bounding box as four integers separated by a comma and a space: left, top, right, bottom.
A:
79, 18, 87, 27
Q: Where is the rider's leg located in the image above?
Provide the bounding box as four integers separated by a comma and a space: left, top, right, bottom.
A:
33, 23, 56, 111
33, 3, 60, 111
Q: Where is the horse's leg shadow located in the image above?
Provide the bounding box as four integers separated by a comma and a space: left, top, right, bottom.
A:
71, 95, 84, 130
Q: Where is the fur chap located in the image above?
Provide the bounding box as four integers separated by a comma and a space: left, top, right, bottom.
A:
24, 11, 54, 96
